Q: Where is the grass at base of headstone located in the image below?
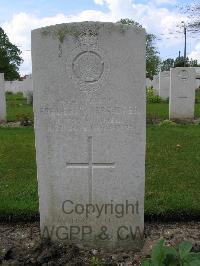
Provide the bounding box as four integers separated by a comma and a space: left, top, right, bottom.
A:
147, 90, 200, 121
147, 102, 200, 121
147, 103, 169, 120
0, 125, 200, 220
6, 92, 33, 122
145, 124, 200, 220
0, 127, 38, 220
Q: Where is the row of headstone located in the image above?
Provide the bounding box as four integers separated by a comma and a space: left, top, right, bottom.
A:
5, 75, 33, 94
152, 68, 200, 101
32, 22, 146, 249
146, 78, 152, 88
151, 68, 197, 119
24, 90, 33, 105
0, 73, 6, 122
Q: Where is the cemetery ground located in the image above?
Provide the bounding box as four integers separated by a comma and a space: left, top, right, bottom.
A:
0, 92, 200, 265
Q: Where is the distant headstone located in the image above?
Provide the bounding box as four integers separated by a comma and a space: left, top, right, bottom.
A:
26, 90, 33, 105
159, 71, 170, 100
146, 78, 152, 88
152, 75, 159, 95
22, 75, 33, 94
32, 22, 146, 249
0, 73, 6, 122
196, 79, 200, 89
169, 67, 196, 119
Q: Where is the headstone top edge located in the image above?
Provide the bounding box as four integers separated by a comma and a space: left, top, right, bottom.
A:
31, 21, 146, 37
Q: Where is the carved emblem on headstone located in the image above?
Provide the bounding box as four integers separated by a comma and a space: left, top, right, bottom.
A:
72, 51, 104, 83
178, 70, 189, 81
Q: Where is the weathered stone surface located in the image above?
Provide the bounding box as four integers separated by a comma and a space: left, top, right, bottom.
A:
0, 73, 6, 122
159, 71, 170, 100
32, 22, 146, 249
169, 67, 196, 119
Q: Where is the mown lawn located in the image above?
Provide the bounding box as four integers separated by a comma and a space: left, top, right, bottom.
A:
146, 124, 200, 219
0, 127, 38, 219
0, 125, 200, 220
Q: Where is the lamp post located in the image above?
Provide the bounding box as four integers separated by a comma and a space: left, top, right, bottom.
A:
181, 21, 187, 67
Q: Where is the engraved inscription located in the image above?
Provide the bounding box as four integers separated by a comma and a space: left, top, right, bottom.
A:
72, 51, 104, 83
66, 136, 115, 203
178, 70, 189, 81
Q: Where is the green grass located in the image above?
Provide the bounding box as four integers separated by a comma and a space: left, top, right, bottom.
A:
6, 92, 33, 122
147, 102, 169, 120
0, 125, 200, 220
146, 124, 200, 219
147, 102, 200, 120
0, 127, 38, 219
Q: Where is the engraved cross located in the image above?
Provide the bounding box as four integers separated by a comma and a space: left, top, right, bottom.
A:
66, 136, 115, 203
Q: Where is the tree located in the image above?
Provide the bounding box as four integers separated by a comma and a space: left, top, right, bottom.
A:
174, 56, 189, 67
0, 27, 23, 80
190, 59, 200, 67
161, 58, 174, 71
161, 56, 200, 69
118, 19, 161, 79
146, 34, 161, 79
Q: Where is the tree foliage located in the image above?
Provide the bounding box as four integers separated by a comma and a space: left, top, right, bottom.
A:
0, 27, 23, 80
161, 58, 174, 71
146, 34, 161, 79
161, 56, 200, 70
118, 19, 161, 79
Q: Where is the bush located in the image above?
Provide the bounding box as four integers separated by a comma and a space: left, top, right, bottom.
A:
158, 119, 177, 126
146, 88, 162, 103
142, 239, 200, 266
6, 91, 13, 95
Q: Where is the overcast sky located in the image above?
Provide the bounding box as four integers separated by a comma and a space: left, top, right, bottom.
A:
0, 0, 199, 75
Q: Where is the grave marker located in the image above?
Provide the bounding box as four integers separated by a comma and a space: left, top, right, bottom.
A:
159, 71, 170, 100
32, 22, 146, 249
0, 73, 6, 122
169, 67, 196, 119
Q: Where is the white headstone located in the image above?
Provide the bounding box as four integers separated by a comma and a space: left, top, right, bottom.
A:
146, 78, 152, 88
5, 80, 23, 93
26, 90, 33, 105
169, 67, 196, 119
22, 75, 33, 94
5, 75, 33, 94
0, 73, 6, 122
152, 74, 159, 95
32, 22, 146, 249
196, 79, 200, 89
159, 71, 170, 100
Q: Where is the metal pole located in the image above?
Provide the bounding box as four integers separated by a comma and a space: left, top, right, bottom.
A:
184, 26, 187, 67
